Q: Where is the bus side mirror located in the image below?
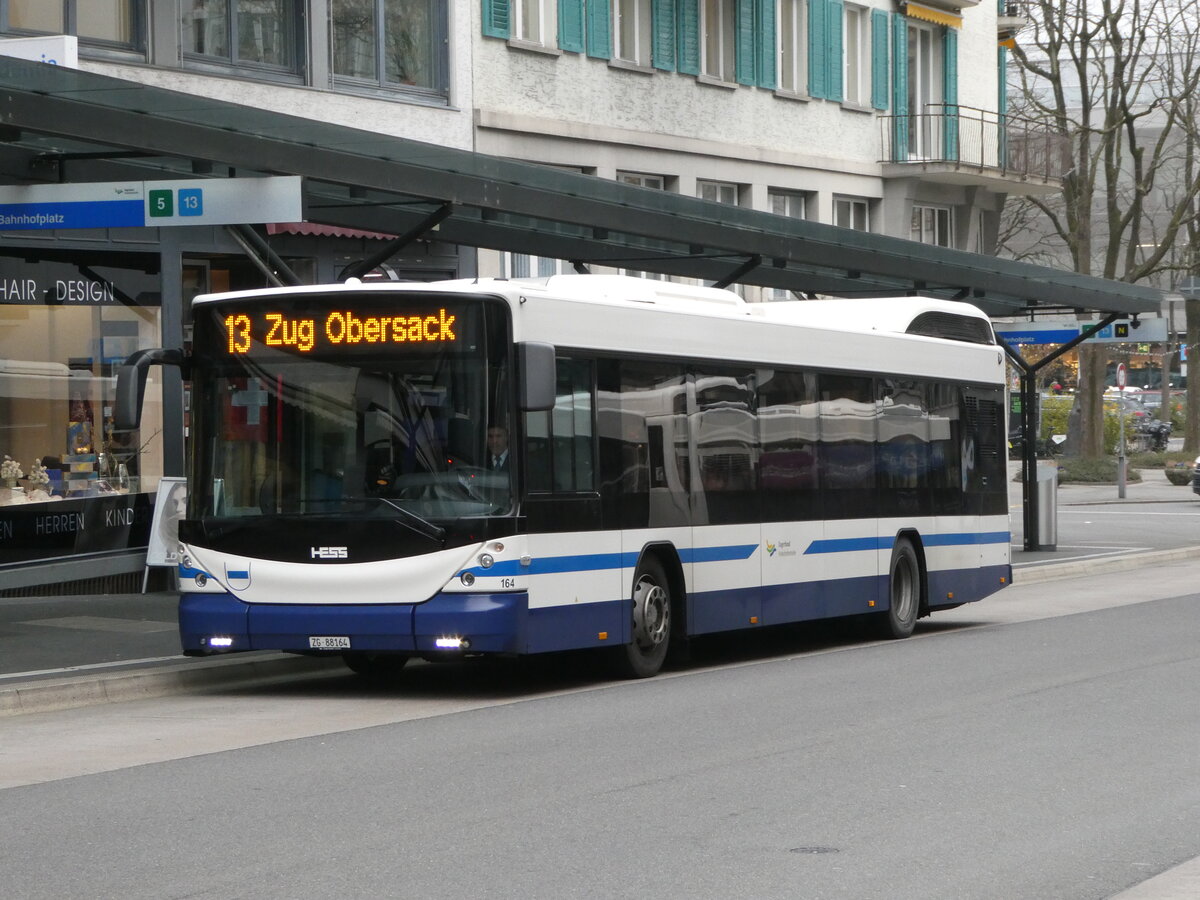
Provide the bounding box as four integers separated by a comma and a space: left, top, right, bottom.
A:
114, 348, 184, 430
519, 342, 556, 412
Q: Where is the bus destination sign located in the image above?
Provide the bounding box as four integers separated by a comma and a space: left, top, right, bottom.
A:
223, 308, 458, 354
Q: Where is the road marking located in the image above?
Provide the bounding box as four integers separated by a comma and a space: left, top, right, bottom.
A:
18, 616, 177, 634
0, 656, 184, 681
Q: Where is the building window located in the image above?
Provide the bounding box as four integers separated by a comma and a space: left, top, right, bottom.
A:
777, 0, 805, 94
843, 4, 869, 106
3, 1, 139, 49
618, 171, 666, 190
333, 0, 447, 93
912, 204, 952, 247
699, 179, 739, 205
702, 0, 735, 81
769, 189, 806, 220
504, 253, 567, 278
182, 0, 301, 72
834, 196, 870, 231
613, 0, 651, 65
907, 22, 944, 157
768, 190, 807, 298
618, 172, 667, 279
512, 0, 554, 44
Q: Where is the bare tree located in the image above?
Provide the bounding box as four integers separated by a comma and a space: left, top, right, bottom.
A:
1001, 0, 1200, 456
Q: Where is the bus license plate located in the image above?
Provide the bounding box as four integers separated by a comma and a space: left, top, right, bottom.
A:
309, 636, 351, 650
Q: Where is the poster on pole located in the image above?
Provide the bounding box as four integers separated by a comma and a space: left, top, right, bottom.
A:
146, 477, 187, 567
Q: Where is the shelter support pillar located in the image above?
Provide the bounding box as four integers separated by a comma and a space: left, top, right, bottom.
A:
998, 314, 1120, 552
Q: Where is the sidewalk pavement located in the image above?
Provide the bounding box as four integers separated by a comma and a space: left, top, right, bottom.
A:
3, 466, 1199, 716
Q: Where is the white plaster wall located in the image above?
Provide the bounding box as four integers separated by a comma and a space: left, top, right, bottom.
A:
470, 1, 1007, 227
82, 54, 473, 151
955, 1, 999, 114
473, 40, 883, 169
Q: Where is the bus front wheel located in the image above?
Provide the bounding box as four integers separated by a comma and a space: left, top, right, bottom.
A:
880, 538, 921, 639
614, 557, 672, 678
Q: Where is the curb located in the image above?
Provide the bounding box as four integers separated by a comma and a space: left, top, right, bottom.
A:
1013, 545, 1200, 585
0, 652, 345, 718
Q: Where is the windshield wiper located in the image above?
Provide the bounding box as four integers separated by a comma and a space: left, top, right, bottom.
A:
375, 497, 446, 542
295, 497, 446, 543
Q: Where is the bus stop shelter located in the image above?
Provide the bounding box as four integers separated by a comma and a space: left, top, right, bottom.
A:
0, 55, 1164, 553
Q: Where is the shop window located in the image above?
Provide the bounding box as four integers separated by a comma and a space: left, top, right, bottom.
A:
0, 255, 164, 563
2, 0, 141, 51
181, 0, 302, 74
333, 0, 449, 96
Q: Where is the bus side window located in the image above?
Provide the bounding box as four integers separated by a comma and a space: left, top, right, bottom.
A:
525, 358, 594, 494
757, 369, 819, 522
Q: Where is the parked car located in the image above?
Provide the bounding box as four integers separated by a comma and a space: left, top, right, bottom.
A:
1103, 394, 1152, 425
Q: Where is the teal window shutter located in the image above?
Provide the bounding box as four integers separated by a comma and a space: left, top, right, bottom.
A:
997, 45, 1008, 166
870, 8, 888, 109
587, 0, 613, 58
756, 0, 776, 88
826, 0, 843, 102
678, 0, 700, 74
653, 0, 677, 70
735, 0, 756, 84
808, 0, 826, 98
943, 29, 958, 158
483, 0, 512, 38
891, 12, 908, 159
559, 0, 585, 52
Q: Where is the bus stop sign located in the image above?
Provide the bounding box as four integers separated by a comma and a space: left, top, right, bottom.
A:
1116, 363, 1127, 389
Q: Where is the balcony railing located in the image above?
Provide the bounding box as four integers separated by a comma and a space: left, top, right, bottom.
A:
879, 104, 1067, 184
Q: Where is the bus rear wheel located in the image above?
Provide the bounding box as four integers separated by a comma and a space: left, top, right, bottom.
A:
880, 538, 921, 639
613, 557, 672, 678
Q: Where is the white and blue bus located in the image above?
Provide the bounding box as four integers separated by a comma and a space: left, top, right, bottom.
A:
118, 274, 1010, 678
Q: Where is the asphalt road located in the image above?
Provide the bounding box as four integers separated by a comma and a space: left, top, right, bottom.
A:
2, 561, 1199, 899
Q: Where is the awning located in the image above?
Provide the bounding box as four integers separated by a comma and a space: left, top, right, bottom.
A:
0, 55, 1164, 319
266, 222, 396, 240
905, 2, 963, 28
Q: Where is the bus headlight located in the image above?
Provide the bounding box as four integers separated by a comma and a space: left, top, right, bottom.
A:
479, 553, 494, 569
460, 572, 476, 586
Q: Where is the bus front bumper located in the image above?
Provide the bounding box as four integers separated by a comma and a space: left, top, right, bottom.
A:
179, 591, 528, 656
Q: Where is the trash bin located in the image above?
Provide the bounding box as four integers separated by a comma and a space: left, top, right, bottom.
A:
1035, 463, 1057, 551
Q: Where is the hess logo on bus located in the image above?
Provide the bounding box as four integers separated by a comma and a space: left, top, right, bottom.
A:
311, 546, 349, 560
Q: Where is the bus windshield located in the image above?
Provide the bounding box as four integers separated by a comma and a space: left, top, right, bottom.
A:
189, 293, 512, 523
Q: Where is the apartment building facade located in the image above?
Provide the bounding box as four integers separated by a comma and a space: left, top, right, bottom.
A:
0, 0, 1047, 586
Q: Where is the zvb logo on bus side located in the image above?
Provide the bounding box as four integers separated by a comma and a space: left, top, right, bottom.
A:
764, 540, 796, 558
311, 546, 349, 559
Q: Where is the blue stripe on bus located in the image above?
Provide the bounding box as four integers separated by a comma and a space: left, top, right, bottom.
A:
458, 543, 758, 578
227, 570, 250, 579
804, 531, 1011, 555
679, 544, 758, 564
922, 531, 1011, 546
804, 537, 892, 554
